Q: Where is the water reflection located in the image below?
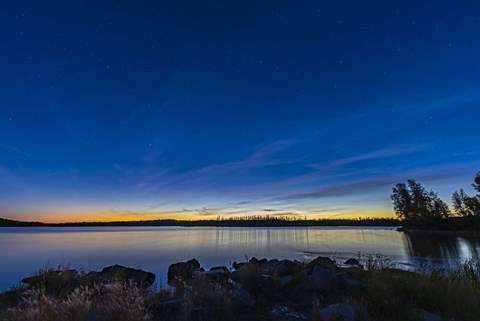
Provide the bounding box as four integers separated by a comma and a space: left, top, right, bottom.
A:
1, 226, 480, 291
404, 232, 480, 264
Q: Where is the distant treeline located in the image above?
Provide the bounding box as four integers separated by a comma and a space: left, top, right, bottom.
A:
0, 217, 44, 227
0, 216, 400, 227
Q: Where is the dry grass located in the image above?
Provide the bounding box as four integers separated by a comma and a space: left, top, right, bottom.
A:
4, 282, 151, 321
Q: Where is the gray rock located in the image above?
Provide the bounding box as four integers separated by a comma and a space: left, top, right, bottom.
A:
99, 265, 155, 287
344, 258, 362, 267
336, 271, 364, 292
203, 266, 230, 282
230, 288, 255, 307
252, 274, 275, 294
209, 266, 229, 273
408, 308, 444, 321
21, 269, 79, 294
230, 263, 261, 286
306, 256, 337, 271
263, 259, 301, 277
319, 303, 355, 321
278, 275, 294, 288
262, 259, 279, 271
167, 259, 201, 285
302, 265, 335, 291
232, 261, 247, 270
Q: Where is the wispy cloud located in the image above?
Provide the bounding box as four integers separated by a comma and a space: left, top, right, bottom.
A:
328, 144, 428, 168
196, 139, 301, 174
274, 161, 478, 202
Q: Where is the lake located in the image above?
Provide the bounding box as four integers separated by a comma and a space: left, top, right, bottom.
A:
1, 226, 479, 291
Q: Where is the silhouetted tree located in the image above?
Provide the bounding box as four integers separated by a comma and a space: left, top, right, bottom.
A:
452, 172, 480, 217
391, 179, 449, 226
474, 171, 480, 193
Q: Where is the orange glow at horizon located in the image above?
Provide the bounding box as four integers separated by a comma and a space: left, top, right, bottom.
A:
2, 209, 396, 224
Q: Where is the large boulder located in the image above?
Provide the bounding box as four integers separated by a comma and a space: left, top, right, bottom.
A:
306, 256, 337, 271
302, 266, 335, 291
22, 266, 156, 292
318, 303, 355, 321
167, 259, 201, 285
232, 261, 247, 270
278, 275, 294, 288
98, 265, 156, 287
203, 266, 230, 282
344, 258, 362, 267
336, 268, 365, 293
262, 259, 302, 277
252, 274, 275, 295
230, 262, 262, 289
21, 269, 79, 294
230, 288, 255, 307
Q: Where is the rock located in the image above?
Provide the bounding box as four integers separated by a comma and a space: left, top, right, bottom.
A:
252, 274, 275, 294
204, 266, 230, 282
230, 288, 255, 307
269, 305, 308, 320
408, 309, 444, 321
344, 258, 362, 267
21, 269, 79, 294
99, 265, 155, 287
306, 256, 337, 271
278, 275, 294, 288
232, 261, 246, 270
258, 258, 268, 265
249, 257, 259, 264
263, 259, 301, 277
230, 263, 262, 287
84, 271, 101, 286
318, 303, 355, 321
210, 266, 229, 273
168, 259, 201, 285
302, 266, 335, 291
230, 266, 247, 283
262, 259, 279, 271
336, 271, 365, 293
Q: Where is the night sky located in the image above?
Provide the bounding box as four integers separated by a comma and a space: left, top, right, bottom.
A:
1, 1, 479, 222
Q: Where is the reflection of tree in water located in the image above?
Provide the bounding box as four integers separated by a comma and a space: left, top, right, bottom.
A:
404, 233, 480, 263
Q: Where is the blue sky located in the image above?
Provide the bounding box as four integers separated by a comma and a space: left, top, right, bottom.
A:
1, 1, 479, 222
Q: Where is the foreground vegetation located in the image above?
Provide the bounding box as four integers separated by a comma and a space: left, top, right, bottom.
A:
1, 255, 479, 321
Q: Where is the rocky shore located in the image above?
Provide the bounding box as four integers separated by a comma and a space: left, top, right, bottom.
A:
1, 255, 477, 321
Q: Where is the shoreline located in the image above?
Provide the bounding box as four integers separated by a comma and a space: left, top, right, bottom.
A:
1, 255, 478, 321
399, 228, 480, 236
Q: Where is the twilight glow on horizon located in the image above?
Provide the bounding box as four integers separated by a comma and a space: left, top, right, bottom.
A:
1, 1, 479, 223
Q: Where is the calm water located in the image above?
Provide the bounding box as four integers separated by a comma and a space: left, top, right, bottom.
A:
1, 226, 480, 291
